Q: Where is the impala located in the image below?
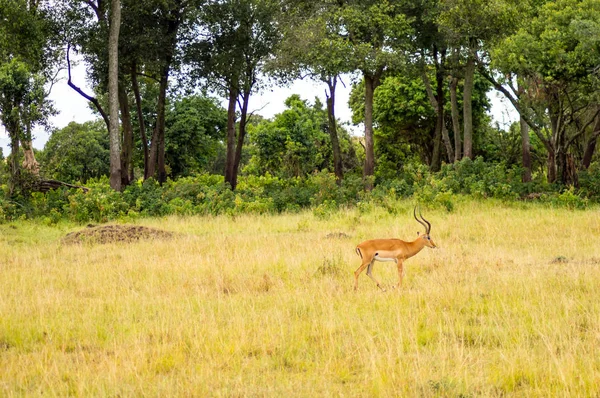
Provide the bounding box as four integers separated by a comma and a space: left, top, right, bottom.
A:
354, 207, 437, 291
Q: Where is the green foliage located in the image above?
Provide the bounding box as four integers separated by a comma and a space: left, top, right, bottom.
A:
39, 120, 109, 183
3, 156, 600, 224
246, 95, 358, 178
349, 72, 491, 178
549, 187, 589, 210
165, 95, 227, 177
579, 162, 600, 199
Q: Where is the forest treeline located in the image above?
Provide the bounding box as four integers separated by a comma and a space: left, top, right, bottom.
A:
1, 0, 600, 222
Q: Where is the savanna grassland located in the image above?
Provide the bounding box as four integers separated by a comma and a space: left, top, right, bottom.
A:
1, 200, 600, 397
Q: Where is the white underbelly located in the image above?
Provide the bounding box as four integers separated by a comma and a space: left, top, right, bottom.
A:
374, 254, 398, 262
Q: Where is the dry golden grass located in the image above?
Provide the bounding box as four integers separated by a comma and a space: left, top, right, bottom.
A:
1, 200, 600, 396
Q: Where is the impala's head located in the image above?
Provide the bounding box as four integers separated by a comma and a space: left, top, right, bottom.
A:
414, 206, 437, 248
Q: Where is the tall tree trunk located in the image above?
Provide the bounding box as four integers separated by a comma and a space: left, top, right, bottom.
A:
20, 140, 39, 174
231, 90, 250, 191
449, 76, 461, 162
582, 111, 600, 169
147, 69, 169, 183
20, 123, 39, 175
224, 85, 238, 187
145, 5, 180, 183
547, 149, 557, 183
462, 53, 475, 159
516, 81, 532, 182
108, 0, 121, 191
156, 71, 168, 184
441, 117, 453, 163
547, 98, 562, 184
520, 115, 532, 182
119, 83, 134, 186
431, 59, 446, 172
363, 73, 378, 190
147, 124, 159, 178
582, 136, 598, 169
131, 63, 149, 179
421, 50, 452, 164
8, 124, 20, 196
325, 77, 343, 183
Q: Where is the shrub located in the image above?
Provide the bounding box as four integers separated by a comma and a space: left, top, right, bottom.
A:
1, 157, 598, 224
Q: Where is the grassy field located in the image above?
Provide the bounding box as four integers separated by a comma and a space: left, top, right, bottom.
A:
1, 200, 600, 396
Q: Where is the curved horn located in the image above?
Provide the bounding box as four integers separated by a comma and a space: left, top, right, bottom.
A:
414, 205, 428, 233
419, 207, 431, 234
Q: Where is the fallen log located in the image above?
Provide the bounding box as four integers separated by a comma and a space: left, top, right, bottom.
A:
34, 179, 89, 193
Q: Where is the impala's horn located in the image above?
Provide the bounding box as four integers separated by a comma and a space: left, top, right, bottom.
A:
419, 207, 431, 234
413, 205, 430, 234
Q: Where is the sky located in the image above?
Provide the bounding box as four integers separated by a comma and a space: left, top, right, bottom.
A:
0, 63, 519, 156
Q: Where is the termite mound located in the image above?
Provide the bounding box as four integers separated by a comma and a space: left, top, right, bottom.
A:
63, 224, 174, 245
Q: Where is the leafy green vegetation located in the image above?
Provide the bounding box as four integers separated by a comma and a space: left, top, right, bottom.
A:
2, 157, 599, 224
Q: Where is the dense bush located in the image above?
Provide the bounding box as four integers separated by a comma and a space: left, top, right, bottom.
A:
1, 158, 598, 224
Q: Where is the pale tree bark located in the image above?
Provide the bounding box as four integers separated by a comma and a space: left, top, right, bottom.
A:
21, 123, 39, 174
21, 141, 39, 174
108, 0, 122, 191
449, 76, 461, 162
462, 53, 475, 159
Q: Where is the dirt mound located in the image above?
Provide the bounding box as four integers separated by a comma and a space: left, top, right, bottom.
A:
325, 232, 351, 239
63, 224, 174, 245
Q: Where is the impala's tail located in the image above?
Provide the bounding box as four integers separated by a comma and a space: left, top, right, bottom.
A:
355, 247, 363, 259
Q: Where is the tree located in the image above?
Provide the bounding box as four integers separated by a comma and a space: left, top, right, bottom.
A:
63, 0, 197, 185
108, 0, 121, 190
164, 95, 227, 177
405, 0, 453, 169
247, 94, 357, 178
349, 68, 491, 179
339, 0, 412, 187
39, 120, 109, 183
0, 0, 58, 193
0, 60, 54, 194
349, 73, 435, 177
270, 2, 354, 182
488, 0, 600, 184
185, 0, 281, 190
438, 0, 524, 161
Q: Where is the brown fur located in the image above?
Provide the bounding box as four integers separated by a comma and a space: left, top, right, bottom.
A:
354, 234, 436, 291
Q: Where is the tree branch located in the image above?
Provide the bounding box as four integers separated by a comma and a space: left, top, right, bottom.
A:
66, 44, 110, 129
478, 65, 553, 152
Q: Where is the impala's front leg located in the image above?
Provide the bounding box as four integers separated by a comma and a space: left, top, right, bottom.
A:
396, 259, 404, 289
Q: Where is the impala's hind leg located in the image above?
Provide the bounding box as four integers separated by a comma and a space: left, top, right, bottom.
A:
366, 260, 386, 292
354, 260, 371, 291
